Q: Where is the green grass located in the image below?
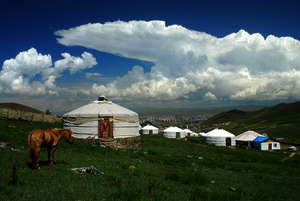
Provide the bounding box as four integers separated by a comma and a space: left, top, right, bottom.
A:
0, 119, 300, 201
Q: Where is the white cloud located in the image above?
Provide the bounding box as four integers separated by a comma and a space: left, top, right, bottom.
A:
85, 72, 102, 78
203, 92, 217, 101
0, 48, 97, 95
55, 20, 300, 102
53, 52, 96, 74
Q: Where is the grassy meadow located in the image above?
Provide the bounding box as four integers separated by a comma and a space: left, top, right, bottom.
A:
0, 118, 300, 201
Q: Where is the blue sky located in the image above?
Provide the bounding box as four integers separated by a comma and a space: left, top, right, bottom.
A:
1, 0, 300, 112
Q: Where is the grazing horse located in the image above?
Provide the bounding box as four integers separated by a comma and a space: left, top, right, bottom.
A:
28, 128, 74, 169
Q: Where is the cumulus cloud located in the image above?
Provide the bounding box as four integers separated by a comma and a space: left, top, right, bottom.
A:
0, 48, 97, 95
203, 92, 217, 101
55, 20, 300, 102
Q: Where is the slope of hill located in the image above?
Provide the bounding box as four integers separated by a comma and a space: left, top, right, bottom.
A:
203, 109, 250, 125
0, 118, 300, 201
203, 101, 300, 144
0, 103, 44, 114
0, 102, 60, 123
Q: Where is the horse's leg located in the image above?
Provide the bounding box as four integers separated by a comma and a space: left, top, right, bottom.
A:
32, 147, 40, 169
47, 147, 53, 166
48, 146, 57, 165
29, 148, 35, 168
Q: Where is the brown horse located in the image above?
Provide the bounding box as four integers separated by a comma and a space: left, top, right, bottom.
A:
28, 128, 74, 169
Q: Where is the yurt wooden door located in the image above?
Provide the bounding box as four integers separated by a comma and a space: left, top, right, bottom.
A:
225, 138, 232, 146
98, 117, 113, 138
149, 130, 153, 135
268, 143, 272, 150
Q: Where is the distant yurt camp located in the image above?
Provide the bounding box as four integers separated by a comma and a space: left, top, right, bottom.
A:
253, 136, 281, 151
204, 128, 236, 147
163, 127, 185, 139
63, 97, 140, 148
141, 125, 159, 135
235, 131, 263, 148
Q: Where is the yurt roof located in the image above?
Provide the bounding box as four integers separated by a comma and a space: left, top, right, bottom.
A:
236, 131, 263, 141
183, 129, 193, 133
63, 98, 138, 120
164, 126, 184, 132
205, 128, 235, 137
142, 125, 158, 130
199, 132, 207, 136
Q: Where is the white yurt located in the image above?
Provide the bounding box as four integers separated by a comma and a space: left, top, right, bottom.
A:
141, 125, 159, 135
63, 96, 140, 139
190, 132, 199, 137
183, 128, 193, 137
235, 131, 263, 148
236, 131, 263, 141
204, 128, 236, 146
163, 127, 186, 139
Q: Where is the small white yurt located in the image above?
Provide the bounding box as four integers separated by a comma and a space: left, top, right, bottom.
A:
163, 127, 186, 139
235, 131, 263, 148
63, 96, 140, 139
183, 128, 193, 137
142, 125, 159, 135
204, 128, 236, 146
190, 132, 199, 137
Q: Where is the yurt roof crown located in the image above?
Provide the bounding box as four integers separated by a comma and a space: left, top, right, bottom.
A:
205, 128, 235, 137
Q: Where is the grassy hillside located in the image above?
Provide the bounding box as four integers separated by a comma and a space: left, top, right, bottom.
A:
203, 101, 300, 144
0, 119, 300, 201
0, 102, 44, 114
203, 109, 250, 125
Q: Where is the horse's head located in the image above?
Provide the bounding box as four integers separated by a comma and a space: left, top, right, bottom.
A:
58, 129, 74, 144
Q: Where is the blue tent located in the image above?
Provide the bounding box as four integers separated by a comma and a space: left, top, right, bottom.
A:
253, 136, 269, 142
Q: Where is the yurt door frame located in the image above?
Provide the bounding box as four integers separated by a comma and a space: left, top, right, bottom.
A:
149, 130, 153, 135
98, 116, 113, 138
